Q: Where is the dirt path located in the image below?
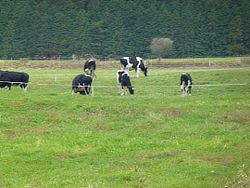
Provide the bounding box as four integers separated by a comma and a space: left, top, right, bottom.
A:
0, 59, 250, 69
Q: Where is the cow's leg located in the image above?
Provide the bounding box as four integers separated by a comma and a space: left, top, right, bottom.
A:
120, 86, 126, 96
188, 86, 192, 96
71, 87, 77, 95
6, 83, 11, 90
3, 83, 10, 90
124, 87, 128, 95
82, 86, 89, 95
4, 85, 10, 90
92, 70, 96, 79
88, 86, 92, 96
119, 86, 123, 95
187, 81, 191, 96
21, 83, 28, 92
180, 83, 185, 96
121, 89, 125, 96
23, 85, 28, 92
86, 86, 92, 96
184, 85, 189, 96
135, 67, 139, 77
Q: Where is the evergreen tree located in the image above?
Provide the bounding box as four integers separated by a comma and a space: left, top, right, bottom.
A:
227, 15, 245, 56
0, 21, 22, 59
0, 0, 249, 59
240, 0, 250, 54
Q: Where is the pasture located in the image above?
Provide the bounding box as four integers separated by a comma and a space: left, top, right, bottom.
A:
0, 63, 250, 187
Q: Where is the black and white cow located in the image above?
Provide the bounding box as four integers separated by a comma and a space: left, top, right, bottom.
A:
120, 57, 148, 77
83, 58, 96, 78
180, 72, 192, 96
72, 73, 93, 95
117, 69, 134, 95
0, 70, 29, 91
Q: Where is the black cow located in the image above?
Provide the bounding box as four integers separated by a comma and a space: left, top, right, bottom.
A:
120, 57, 148, 77
83, 58, 96, 78
117, 69, 134, 95
0, 70, 29, 91
180, 72, 192, 96
72, 74, 93, 95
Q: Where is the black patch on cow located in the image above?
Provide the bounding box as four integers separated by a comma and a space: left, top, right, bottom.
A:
180, 73, 192, 94
120, 58, 128, 68
84, 59, 96, 71
72, 74, 93, 95
139, 63, 148, 76
0, 70, 29, 91
129, 57, 139, 68
117, 70, 134, 95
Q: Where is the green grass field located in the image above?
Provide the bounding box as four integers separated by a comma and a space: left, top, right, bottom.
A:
0, 66, 250, 187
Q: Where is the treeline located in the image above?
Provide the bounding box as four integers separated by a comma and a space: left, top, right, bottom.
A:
0, 0, 249, 59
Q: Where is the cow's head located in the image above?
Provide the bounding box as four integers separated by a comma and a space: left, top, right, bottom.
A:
143, 67, 148, 76
139, 63, 148, 76
128, 86, 134, 95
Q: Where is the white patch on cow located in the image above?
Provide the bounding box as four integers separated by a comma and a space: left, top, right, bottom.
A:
135, 57, 143, 77
180, 83, 186, 96
136, 69, 140, 77
122, 57, 133, 69
120, 88, 128, 96
84, 73, 92, 78
136, 57, 142, 68
136, 57, 142, 61
123, 57, 130, 63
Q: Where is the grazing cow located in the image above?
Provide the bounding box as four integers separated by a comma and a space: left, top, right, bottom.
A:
180, 72, 192, 96
120, 57, 148, 77
117, 69, 134, 95
72, 73, 93, 95
83, 58, 96, 78
0, 70, 29, 92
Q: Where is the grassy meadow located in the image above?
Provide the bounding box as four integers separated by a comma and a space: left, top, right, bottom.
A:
0, 64, 250, 187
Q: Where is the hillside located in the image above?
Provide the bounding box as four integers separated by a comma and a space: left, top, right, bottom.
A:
0, 0, 250, 59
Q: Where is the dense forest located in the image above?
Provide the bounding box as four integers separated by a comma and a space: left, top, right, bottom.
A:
0, 0, 250, 59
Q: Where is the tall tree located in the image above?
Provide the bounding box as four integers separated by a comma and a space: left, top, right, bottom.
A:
0, 0, 249, 59
227, 15, 245, 56
150, 37, 173, 62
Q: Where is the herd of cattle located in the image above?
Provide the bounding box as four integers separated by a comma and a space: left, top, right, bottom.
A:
0, 57, 192, 96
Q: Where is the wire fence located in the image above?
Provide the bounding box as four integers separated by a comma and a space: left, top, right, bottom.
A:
0, 80, 247, 88
1, 65, 249, 96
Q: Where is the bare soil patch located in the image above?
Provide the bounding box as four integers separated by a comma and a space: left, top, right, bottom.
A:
156, 107, 184, 117
220, 110, 250, 124
1, 59, 250, 69
202, 155, 235, 165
